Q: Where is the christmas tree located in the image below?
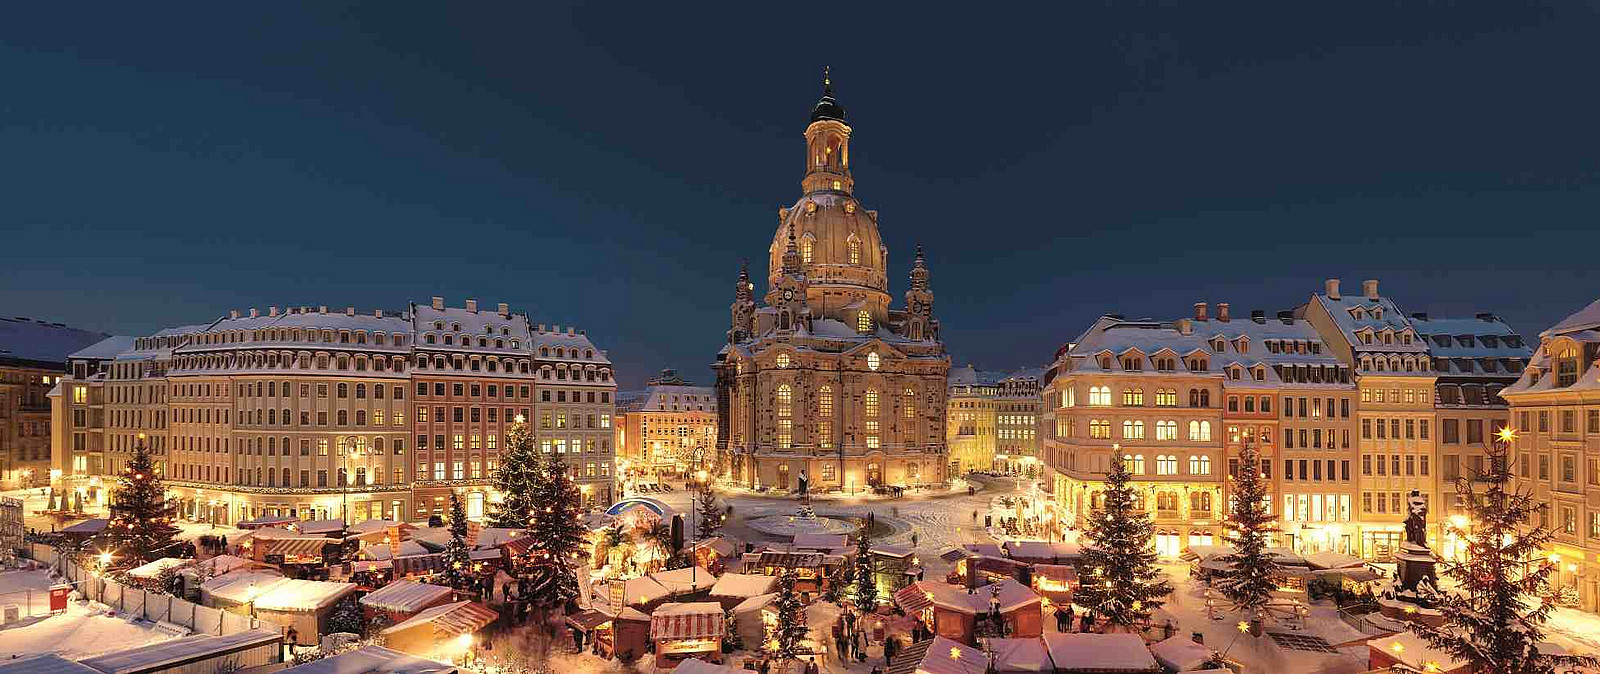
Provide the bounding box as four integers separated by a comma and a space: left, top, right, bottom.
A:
770, 567, 807, 662
1078, 453, 1172, 628
104, 435, 179, 563
327, 595, 365, 635
1218, 441, 1281, 616
695, 486, 722, 540
853, 525, 878, 613
439, 493, 474, 591
489, 416, 539, 529
722, 608, 744, 652
1411, 438, 1598, 674
527, 450, 586, 609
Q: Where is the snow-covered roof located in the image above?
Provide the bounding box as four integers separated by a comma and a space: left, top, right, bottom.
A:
275, 645, 454, 674
1312, 290, 1428, 354
360, 579, 454, 613
200, 570, 290, 605
1149, 635, 1212, 672
362, 540, 432, 560
184, 555, 255, 578
987, 638, 1052, 673
1367, 632, 1466, 672
889, 637, 987, 674
649, 566, 717, 595
619, 576, 673, 606
616, 383, 717, 413
1042, 633, 1158, 672
471, 527, 524, 549
0, 316, 111, 367
1002, 541, 1081, 561
126, 557, 194, 579
531, 325, 611, 365
1303, 551, 1366, 570
347, 519, 407, 535
906, 579, 1040, 615
298, 519, 346, 535
649, 602, 725, 640
78, 628, 281, 674
0, 654, 103, 674
253, 579, 357, 611
731, 592, 778, 614
709, 573, 777, 599
411, 303, 533, 358
948, 364, 1009, 387
69, 336, 136, 362
382, 600, 498, 636
62, 518, 109, 534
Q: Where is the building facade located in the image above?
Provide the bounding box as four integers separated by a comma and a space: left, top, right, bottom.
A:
1041, 278, 1525, 561
1501, 298, 1600, 613
713, 75, 950, 492
996, 369, 1043, 475
0, 316, 109, 488
50, 298, 617, 525
946, 365, 1000, 476
616, 369, 717, 480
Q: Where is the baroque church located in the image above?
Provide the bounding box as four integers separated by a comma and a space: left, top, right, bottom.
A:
714, 73, 951, 491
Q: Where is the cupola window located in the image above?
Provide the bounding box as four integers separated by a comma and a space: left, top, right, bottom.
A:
867, 351, 881, 371
848, 237, 861, 264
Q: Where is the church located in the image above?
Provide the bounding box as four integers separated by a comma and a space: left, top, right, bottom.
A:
713, 72, 951, 492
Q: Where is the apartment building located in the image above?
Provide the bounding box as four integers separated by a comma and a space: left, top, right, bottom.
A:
616, 369, 717, 480
0, 316, 109, 488
533, 323, 618, 506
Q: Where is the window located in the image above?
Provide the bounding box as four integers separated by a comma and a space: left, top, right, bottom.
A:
1122, 420, 1145, 439
1157, 455, 1177, 475
1155, 389, 1176, 407
1557, 346, 1580, 387
1122, 388, 1144, 406
1089, 386, 1111, 406
1123, 454, 1145, 474
848, 237, 861, 264
775, 353, 790, 369
1090, 419, 1111, 439
1189, 455, 1211, 475
856, 311, 872, 334
1188, 420, 1211, 441
867, 351, 880, 371
903, 388, 916, 419
776, 384, 793, 449
1156, 420, 1177, 440
818, 386, 834, 448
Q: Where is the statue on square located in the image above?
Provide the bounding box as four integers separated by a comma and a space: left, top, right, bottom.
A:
1404, 489, 1428, 548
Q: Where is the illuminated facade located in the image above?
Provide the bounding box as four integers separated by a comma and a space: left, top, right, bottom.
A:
713, 74, 950, 492
49, 298, 617, 524
532, 322, 617, 506
946, 365, 1000, 475
1501, 297, 1600, 613
616, 369, 717, 477
0, 316, 107, 488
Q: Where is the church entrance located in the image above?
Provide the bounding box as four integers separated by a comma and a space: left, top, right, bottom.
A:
777, 464, 790, 490
866, 462, 881, 486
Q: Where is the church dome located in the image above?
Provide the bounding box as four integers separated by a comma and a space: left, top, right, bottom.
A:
768, 192, 886, 296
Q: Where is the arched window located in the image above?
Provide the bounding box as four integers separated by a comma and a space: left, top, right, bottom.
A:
903, 388, 916, 419
857, 311, 872, 334
1199, 390, 1210, 407
1089, 386, 1111, 406
848, 236, 861, 265
1557, 345, 1580, 387
1190, 454, 1211, 475
1157, 455, 1177, 475
1122, 420, 1144, 439
1187, 420, 1212, 441
1123, 454, 1145, 474
801, 237, 814, 263
867, 352, 881, 371
776, 353, 791, 369
1122, 388, 1143, 406
1191, 491, 1213, 512
1156, 420, 1177, 440
817, 386, 834, 449
776, 384, 793, 449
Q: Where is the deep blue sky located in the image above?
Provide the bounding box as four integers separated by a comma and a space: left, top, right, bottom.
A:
4, 3, 1599, 388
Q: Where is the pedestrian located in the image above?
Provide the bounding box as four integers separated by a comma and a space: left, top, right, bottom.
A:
1054, 606, 1069, 632
1079, 610, 1094, 633
910, 532, 918, 548
807, 657, 819, 674
971, 510, 978, 523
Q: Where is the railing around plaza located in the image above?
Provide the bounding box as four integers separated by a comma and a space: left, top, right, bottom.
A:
20, 543, 282, 638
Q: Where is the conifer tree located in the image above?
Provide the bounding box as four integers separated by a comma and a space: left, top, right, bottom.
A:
770, 567, 807, 662
1411, 441, 1598, 674
489, 417, 539, 529
1218, 440, 1281, 616
1078, 453, 1172, 628
722, 607, 744, 652
439, 493, 474, 591
528, 450, 586, 608
695, 486, 722, 541
104, 436, 179, 563
853, 526, 878, 613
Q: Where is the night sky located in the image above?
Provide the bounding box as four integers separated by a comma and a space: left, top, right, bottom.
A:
4, 3, 1600, 388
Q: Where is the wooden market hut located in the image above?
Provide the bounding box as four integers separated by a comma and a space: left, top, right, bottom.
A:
566, 606, 651, 661
649, 602, 726, 668
77, 629, 283, 674
1041, 633, 1159, 674
892, 579, 1042, 646
709, 573, 778, 610
359, 579, 457, 624
381, 601, 500, 660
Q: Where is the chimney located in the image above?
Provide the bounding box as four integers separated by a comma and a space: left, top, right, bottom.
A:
1363, 279, 1379, 300
374, 309, 383, 318
579, 329, 586, 335
1177, 318, 1193, 335
1476, 312, 1496, 322
1217, 303, 1231, 322
269, 306, 278, 317
567, 327, 575, 335
465, 299, 478, 313
345, 306, 355, 316
498, 303, 510, 317
1277, 310, 1294, 324
553, 324, 561, 333
249, 308, 259, 318
230, 310, 240, 319
1324, 279, 1341, 300
537, 324, 545, 332
1193, 302, 1209, 321
319, 306, 328, 314
431, 296, 445, 311
1251, 309, 1266, 323
1411, 312, 1428, 321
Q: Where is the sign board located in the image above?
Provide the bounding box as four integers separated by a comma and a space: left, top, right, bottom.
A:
49, 584, 71, 612
609, 579, 625, 610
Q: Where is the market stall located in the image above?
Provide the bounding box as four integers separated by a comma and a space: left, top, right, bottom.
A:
1041, 633, 1159, 674
381, 600, 500, 660
709, 573, 777, 610
360, 579, 456, 623
649, 602, 726, 668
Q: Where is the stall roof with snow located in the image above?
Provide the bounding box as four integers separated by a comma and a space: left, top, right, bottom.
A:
1042, 633, 1159, 673
185, 555, 255, 578
382, 601, 499, 637
253, 578, 358, 611
0, 655, 102, 674
895, 579, 1041, 616
710, 573, 777, 600
201, 570, 290, 604
275, 645, 456, 673
126, 557, 193, 579
78, 628, 282, 674
62, 518, 109, 534
1303, 551, 1365, 570
732, 592, 778, 614
650, 566, 718, 595
888, 637, 988, 674
360, 579, 455, 613
1002, 541, 1081, 562
987, 638, 1052, 674
1148, 635, 1213, 672
1367, 632, 1468, 673
297, 519, 346, 535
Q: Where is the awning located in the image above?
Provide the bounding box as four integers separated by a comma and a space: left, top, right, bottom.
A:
382, 601, 499, 637
567, 609, 614, 631
649, 603, 725, 640
892, 584, 934, 615
268, 536, 339, 558
352, 560, 393, 573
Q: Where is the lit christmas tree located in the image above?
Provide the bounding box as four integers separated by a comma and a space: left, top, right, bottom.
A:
439, 492, 474, 591
1411, 433, 1598, 674
104, 435, 179, 563
1218, 440, 1281, 617
769, 567, 807, 662
853, 525, 878, 613
528, 450, 586, 608
1078, 452, 1172, 628
489, 416, 539, 529
695, 486, 722, 541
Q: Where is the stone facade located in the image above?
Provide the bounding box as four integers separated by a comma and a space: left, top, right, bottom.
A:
616, 370, 717, 478
714, 75, 950, 493
0, 316, 108, 488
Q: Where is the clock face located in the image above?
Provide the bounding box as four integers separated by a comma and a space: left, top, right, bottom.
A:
783, 289, 794, 300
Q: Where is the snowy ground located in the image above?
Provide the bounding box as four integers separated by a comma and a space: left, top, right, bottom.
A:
0, 570, 177, 660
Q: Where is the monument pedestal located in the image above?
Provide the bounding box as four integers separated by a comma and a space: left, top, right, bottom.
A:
1377, 542, 1443, 625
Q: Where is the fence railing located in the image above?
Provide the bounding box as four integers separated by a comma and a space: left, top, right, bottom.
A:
22, 543, 281, 638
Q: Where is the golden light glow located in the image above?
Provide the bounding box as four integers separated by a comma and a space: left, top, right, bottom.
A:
1550, 553, 1562, 564
949, 646, 962, 660
1423, 661, 1441, 672
1236, 621, 1250, 633
514, 414, 526, 424
1391, 642, 1405, 654
1449, 515, 1468, 529
1496, 426, 1518, 444
457, 633, 473, 650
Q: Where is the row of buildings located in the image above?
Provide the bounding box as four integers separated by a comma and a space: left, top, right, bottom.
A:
46, 297, 617, 525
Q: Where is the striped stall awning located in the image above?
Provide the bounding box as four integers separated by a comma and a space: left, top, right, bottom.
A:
649, 607, 725, 640
393, 553, 445, 577
269, 536, 338, 558
501, 537, 537, 557
428, 601, 500, 636
892, 583, 933, 615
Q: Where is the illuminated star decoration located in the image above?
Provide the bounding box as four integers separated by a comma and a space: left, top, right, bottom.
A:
1495, 426, 1518, 444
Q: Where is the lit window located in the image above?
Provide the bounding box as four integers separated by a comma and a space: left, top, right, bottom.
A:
1123, 420, 1145, 439
867, 351, 880, 371
1156, 420, 1177, 440
865, 389, 880, 417
818, 386, 834, 448
776, 353, 791, 369
857, 311, 872, 334
801, 239, 813, 263
1157, 455, 1178, 475
777, 384, 793, 449
903, 388, 916, 419
1123, 454, 1145, 474
849, 237, 861, 265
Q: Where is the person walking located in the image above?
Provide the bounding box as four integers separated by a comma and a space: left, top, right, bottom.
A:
910, 532, 918, 548
1079, 609, 1095, 634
